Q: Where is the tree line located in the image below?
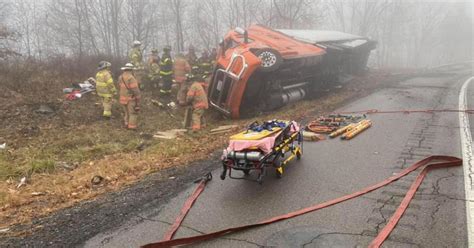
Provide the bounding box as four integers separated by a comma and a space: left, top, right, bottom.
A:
0, 0, 472, 68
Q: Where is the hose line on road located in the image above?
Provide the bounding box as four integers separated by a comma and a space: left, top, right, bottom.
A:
161, 172, 212, 241
335, 108, 474, 115
142, 156, 462, 248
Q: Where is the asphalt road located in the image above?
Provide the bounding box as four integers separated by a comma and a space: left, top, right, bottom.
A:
85, 68, 473, 248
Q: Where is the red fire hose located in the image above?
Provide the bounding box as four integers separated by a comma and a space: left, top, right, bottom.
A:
335, 108, 474, 115
142, 156, 462, 248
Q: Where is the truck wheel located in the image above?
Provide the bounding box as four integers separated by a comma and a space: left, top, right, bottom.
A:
255, 48, 282, 72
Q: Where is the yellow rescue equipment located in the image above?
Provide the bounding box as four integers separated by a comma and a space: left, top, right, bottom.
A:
221, 120, 302, 184
341, 120, 372, 140
329, 123, 356, 138
230, 120, 290, 141
230, 128, 282, 141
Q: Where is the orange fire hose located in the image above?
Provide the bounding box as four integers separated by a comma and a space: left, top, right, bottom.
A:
142, 156, 462, 248
307, 121, 338, 133
335, 108, 474, 115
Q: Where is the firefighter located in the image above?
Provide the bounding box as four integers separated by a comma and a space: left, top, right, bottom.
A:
185, 73, 209, 132
95, 61, 116, 119
173, 52, 192, 106
197, 50, 213, 81
159, 45, 174, 95
147, 48, 160, 68
118, 63, 141, 130
129, 40, 143, 69
148, 49, 161, 92
186, 45, 198, 67
129, 40, 145, 89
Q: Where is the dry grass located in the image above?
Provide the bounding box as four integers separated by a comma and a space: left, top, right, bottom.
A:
0, 75, 378, 229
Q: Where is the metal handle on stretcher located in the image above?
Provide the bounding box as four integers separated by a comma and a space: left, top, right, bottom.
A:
258, 129, 300, 163
225, 53, 248, 80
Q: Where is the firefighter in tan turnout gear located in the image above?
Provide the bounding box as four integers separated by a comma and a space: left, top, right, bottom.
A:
148, 48, 161, 92
173, 52, 191, 106
147, 48, 160, 68
185, 74, 209, 131
186, 46, 198, 68
129, 40, 144, 69
95, 61, 117, 119
119, 63, 141, 130
129, 40, 145, 89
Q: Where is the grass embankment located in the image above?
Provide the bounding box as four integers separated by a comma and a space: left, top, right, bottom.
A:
0, 74, 379, 229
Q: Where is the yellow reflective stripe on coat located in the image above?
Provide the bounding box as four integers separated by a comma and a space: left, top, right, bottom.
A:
96, 70, 115, 97
160, 70, 173, 75
98, 93, 112, 98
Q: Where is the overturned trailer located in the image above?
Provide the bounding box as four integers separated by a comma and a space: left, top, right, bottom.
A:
208, 25, 376, 119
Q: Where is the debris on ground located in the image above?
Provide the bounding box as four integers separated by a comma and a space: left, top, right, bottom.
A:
19, 125, 41, 137
169, 176, 176, 180
35, 105, 55, 115
31, 192, 46, 196
65, 90, 83, 101
151, 100, 177, 118
91, 175, 104, 185
302, 131, 325, 141
153, 129, 187, 140
210, 125, 239, 135
0, 143, 5, 149
56, 161, 78, 171
167, 101, 177, 109
0, 227, 10, 233
64, 79, 96, 101
151, 99, 164, 107
136, 141, 152, 151
17, 177, 27, 189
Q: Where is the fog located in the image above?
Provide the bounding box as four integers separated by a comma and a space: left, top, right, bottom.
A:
0, 0, 472, 68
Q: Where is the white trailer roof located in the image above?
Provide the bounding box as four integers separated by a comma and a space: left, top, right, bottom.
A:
277, 29, 366, 44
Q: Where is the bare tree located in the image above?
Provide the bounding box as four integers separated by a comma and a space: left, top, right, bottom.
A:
0, 0, 470, 69
170, 0, 185, 51
273, 0, 323, 28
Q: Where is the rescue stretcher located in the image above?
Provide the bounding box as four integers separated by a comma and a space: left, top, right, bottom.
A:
220, 120, 303, 184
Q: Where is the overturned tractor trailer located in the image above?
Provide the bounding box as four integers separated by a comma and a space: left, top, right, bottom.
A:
208, 24, 376, 119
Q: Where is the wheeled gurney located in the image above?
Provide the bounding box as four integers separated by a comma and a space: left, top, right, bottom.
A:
220, 120, 303, 184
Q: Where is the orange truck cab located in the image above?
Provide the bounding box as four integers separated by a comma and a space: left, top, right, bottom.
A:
208, 24, 376, 119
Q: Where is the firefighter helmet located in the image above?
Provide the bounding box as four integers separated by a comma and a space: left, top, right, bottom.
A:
97, 61, 111, 70
121, 63, 135, 71
133, 40, 141, 46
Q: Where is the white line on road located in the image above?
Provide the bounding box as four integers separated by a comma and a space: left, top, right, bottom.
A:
459, 76, 474, 247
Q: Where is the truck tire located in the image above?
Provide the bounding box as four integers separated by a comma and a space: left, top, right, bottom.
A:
254, 48, 282, 72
